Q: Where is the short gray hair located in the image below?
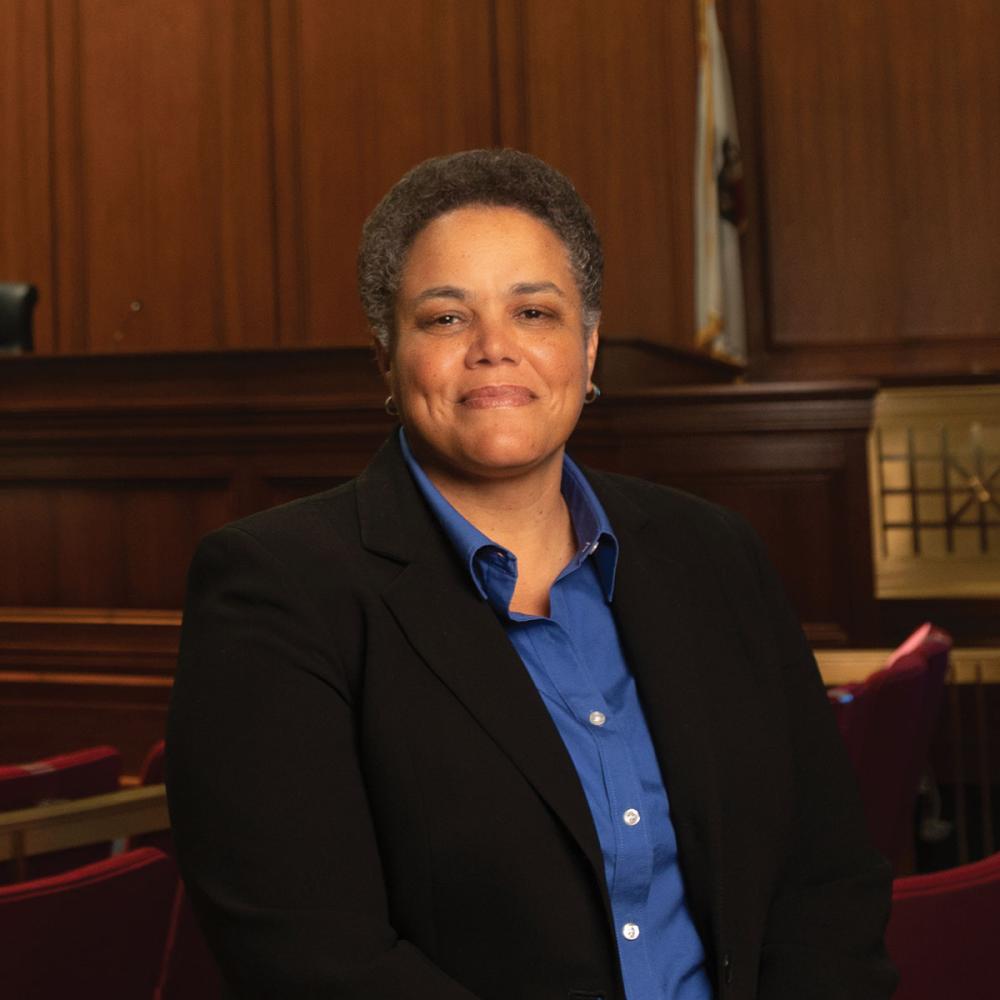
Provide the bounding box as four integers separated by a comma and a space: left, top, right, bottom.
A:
358, 149, 603, 348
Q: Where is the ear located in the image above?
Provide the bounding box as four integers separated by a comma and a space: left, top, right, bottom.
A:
585, 325, 599, 384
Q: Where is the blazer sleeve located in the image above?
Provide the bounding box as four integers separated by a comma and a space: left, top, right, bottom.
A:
729, 513, 898, 1000
166, 525, 480, 999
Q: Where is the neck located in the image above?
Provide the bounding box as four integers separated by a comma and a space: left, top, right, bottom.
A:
435, 459, 576, 617
406, 440, 581, 616
425, 451, 571, 555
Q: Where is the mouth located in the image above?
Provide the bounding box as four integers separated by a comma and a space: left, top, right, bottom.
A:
459, 385, 536, 409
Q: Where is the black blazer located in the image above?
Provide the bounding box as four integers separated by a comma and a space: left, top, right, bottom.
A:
167, 434, 896, 1000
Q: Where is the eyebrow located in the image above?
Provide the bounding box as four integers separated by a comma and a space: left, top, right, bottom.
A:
413, 286, 468, 304
411, 281, 566, 304
510, 281, 565, 298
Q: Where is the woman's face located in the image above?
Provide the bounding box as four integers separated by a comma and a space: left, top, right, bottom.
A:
382, 205, 598, 485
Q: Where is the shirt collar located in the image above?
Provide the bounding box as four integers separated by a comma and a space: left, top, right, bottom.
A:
399, 429, 619, 605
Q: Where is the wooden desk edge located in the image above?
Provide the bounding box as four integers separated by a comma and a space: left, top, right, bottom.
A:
0, 784, 168, 862
815, 648, 1000, 687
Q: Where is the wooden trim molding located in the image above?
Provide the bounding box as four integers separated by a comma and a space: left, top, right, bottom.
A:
0, 607, 180, 676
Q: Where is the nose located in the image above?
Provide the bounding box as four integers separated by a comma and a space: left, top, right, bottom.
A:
464, 313, 521, 368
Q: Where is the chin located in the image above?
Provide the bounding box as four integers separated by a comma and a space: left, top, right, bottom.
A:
458, 431, 563, 477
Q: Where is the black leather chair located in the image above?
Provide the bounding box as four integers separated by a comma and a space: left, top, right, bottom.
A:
0, 282, 39, 352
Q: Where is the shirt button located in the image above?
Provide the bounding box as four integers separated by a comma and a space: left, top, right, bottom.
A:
622, 923, 640, 941
623, 808, 640, 826
588, 710, 606, 727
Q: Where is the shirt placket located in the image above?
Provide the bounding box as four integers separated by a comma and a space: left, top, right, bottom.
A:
526, 611, 659, 999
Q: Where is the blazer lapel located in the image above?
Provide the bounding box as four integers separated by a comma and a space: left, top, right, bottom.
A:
356, 437, 608, 891
590, 473, 725, 954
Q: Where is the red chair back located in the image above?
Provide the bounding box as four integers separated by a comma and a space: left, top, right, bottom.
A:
44, 745, 122, 800
829, 623, 953, 869
157, 883, 226, 999
0, 764, 55, 811
131, 739, 172, 856
851, 660, 928, 864
0, 847, 177, 999
131, 739, 224, 998
0, 745, 121, 810
140, 738, 167, 785
887, 850, 1000, 1000
884, 623, 952, 758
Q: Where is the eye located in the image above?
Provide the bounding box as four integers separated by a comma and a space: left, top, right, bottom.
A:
419, 312, 464, 330
517, 307, 553, 321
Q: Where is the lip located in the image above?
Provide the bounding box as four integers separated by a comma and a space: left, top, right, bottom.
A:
459, 385, 536, 409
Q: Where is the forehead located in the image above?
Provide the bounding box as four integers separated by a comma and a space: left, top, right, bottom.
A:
400, 206, 575, 291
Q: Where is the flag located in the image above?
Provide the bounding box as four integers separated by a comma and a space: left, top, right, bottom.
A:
694, 0, 748, 363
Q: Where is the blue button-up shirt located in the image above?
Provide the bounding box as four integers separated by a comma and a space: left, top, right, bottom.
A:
400, 431, 712, 1000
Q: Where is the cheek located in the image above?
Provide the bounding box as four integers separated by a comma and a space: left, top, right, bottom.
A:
393, 349, 452, 404
535, 343, 590, 387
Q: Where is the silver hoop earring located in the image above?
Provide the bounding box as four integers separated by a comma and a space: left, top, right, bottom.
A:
584, 384, 601, 404
384, 395, 399, 417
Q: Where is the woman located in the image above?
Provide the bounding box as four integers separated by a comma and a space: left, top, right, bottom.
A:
167, 150, 896, 999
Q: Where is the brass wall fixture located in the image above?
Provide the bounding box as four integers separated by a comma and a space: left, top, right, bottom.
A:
870, 386, 1000, 598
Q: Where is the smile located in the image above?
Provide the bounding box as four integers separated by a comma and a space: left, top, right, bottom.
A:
459, 385, 536, 409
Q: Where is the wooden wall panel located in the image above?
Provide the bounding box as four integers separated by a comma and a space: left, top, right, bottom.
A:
269, 0, 498, 347
495, 0, 697, 348
0, 0, 54, 351
757, 0, 895, 348
47, 0, 277, 353
883, 1, 1000, 342
671, 469, 861, 646
741, 0, 1000, 377
4, 0, 1000, 373
0, 479, 233, 607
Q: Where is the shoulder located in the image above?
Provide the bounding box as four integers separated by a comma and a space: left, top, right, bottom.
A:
225, 479, 361, 550
187, 479, 373, 596
585, 467, 756, 554
584, 467, 772, 619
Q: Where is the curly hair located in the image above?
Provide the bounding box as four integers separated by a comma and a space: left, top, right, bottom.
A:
358, 149, 603, 348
